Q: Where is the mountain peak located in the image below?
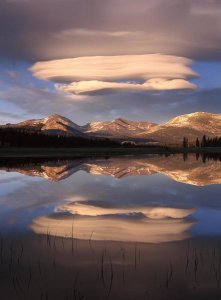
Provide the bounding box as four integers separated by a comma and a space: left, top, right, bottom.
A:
4, 114, 87, 138
39, 114, 86, 137
44, 113, 61, 119
113, 117, 129, 122
42, 114, 71, 123
166, 112, 221, 126
112, 118, 130, 125
139, 111, 221, 144
83, 117, 157, 138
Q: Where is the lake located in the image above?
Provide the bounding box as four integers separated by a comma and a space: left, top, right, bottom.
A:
0, 153, 221, 299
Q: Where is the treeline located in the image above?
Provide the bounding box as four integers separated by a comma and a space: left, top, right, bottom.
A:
183, 135, 221, 148
0, 128, 120, 148
200, 136, 221, 147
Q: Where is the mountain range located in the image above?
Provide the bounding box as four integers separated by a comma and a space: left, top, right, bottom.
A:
1, 112, 221, 145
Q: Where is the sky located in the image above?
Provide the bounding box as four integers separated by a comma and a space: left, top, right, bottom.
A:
0, 0, 221, 125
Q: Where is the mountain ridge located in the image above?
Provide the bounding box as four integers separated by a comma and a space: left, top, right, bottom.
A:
138, 112, 221, 144
83, 117, 157, 138
1, 111, 221, 145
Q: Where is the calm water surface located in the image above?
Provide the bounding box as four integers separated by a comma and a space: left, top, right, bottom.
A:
0, 154, 221, 299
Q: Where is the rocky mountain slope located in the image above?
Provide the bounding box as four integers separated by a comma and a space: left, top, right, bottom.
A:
139, 112, 221, 145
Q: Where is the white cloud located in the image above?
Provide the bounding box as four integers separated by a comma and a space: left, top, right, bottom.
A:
31, 54, 197, 94
57, 79, 196, 94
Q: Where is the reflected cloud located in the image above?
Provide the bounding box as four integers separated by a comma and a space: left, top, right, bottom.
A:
57, 202, 195, 219
31, 205, 195, 243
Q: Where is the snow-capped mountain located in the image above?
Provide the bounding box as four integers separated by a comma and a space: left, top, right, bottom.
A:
82, 118, 156, 137
139, 112, 221, 144
1, 115, 157, 139
1, 112, 221, 144
2, 114, 87, 138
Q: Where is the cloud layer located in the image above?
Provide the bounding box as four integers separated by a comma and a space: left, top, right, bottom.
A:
31, 54, 197, 94
1, 0, 221, 61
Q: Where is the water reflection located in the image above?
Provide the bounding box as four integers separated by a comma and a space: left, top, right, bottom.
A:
1, 153, 221, 186
1, 154, 221, 298
0, 154, 221, 241
31, 206, 195, 243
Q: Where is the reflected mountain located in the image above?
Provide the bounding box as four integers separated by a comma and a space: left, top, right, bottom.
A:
1, 154, 221, 186
83, 155, 221, 185
0, 159, 85, 181
31, 202, 195, 243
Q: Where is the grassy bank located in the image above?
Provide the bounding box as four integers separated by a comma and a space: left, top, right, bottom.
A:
0, 147, 221, 158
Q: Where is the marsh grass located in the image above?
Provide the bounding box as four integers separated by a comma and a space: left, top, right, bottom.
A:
0, 233, 221, 299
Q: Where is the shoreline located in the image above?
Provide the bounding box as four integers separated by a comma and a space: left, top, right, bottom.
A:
0, 147, 221, 158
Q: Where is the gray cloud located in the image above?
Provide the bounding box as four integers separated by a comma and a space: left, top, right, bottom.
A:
1, 0, 221, 61
0, 111, 24, 121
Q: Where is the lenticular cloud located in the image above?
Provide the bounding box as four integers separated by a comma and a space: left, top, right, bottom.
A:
30, 54, 197, 94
